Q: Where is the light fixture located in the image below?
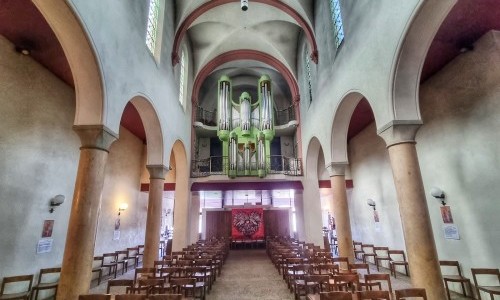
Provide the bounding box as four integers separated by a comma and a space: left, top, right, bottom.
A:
118, 203, 128, 215
241, 0, 248, 11
367, 199, 376, 210
49, 195, 65, 213
430, 187, 446, 206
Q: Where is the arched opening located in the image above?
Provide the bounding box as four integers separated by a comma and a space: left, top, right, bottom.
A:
170, 140, 190, 252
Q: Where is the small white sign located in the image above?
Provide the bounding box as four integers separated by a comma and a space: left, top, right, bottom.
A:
443, 224, 460, 240
37, 239, 53, 254
113, 230, 120, 241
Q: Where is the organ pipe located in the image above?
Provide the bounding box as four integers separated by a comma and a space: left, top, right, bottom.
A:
241, 97, 250, 131
218, 81, 231, 131
258, 137, 265, 169
260, 81, 273, 131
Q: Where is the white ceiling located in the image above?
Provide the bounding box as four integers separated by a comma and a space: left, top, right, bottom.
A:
175, 0, 314, 80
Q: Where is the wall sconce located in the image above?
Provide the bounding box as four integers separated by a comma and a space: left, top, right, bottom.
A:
430, 187, 446, 206
118, 203, 128, 215
49, 195, 65, 213
367, 199, 376, 210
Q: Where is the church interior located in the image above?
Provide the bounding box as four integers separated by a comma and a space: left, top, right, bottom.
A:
0, 0, 499, 299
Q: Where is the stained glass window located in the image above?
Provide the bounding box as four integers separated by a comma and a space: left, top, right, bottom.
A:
330, 0, 345, 48
146, 0, 160, 54
305, 50, 313, 103
178, 50, 186, 105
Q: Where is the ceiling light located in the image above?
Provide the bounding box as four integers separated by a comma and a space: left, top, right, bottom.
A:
241, 0, 248, 11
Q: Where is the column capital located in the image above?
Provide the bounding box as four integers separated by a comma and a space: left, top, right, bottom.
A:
326, 162, 348, 177
73, 125, 118, 152
377, 121, 422, 147
146, 165, 169, 180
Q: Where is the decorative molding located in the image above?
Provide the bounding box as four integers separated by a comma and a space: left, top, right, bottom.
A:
73, 125, 118, 152
325, 162, 348, 177
377, 121, 422, 147
146, 164, 169, 180
141, 183, 176, 191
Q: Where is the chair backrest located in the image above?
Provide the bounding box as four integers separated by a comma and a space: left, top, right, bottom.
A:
78, 294, 111, 300
93, 256, 104, 268
365, 273, 392, 293
169, 277, 196, 294
116, 250, 128, 260
127, 247, 139, 257
439, 260, 462, 276
361, 244, 374, 253
471, 268, 500, 286
106, 279, 134, 293
388, 250, 406, 262
115, 295, 147, 300
37, 267, 61, 284
148, 295, 183, 300
395, 288, 427, 299
320, 291, 353, 300
374, 246, 389, 256
137, 278, 163, 290
349, 263, 370, 275
103, 252, 117, 263
0, 274, 34, 295
357, 290, 391, 300
317, 263, 339, 275
134, 267, 156, 282
331, 274, 360, 292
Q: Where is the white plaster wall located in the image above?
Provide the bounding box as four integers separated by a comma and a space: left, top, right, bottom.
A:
347, 31, 500, 291
299, 0, 422, 161
94, 126, 147, 256
68, 0, 192, 162
348, 123, 405, 250
0, 35, 78, 279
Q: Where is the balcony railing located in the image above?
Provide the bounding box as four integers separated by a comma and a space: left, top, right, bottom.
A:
191, 155, 302, 177
275, 105, 296, 126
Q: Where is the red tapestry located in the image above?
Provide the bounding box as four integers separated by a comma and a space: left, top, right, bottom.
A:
231, 208, 265, 240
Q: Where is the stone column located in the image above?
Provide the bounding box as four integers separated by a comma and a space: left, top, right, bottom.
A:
327, 163, 355, 263
189, 192, 201, 244
143, 165, 168, 267
57, 126, 117, 300
379, 123, 446, 300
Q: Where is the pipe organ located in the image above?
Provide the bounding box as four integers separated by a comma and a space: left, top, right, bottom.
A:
217, 75, 275, 178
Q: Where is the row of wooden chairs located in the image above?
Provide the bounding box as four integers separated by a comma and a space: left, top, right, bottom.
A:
0, 267, 61, 300
352, 242, 409, 277
93, 245, 144, 285
314, 288, 427, 300
79, 294, 182, 299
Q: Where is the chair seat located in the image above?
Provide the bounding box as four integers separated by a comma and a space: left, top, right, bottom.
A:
443, 275, 469, 282
295, 280, 319, 286
0, 291, 30, 299
391, 261, 408, 265
478, 285, 500, 294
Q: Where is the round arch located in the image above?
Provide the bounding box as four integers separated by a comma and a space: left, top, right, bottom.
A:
192, 49, 300, 104
330, 91, 375, 165
172, 0, 318, 65
391, 0, 457, 122
33, 0, 105, 126
126, 95, 165, 166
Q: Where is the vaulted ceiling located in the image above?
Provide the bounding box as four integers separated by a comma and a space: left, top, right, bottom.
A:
1, 0, 499, 142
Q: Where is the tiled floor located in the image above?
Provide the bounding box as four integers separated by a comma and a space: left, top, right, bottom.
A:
89, 250, 473, 299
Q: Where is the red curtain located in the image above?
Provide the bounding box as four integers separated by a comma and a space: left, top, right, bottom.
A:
231, 208, 265, 240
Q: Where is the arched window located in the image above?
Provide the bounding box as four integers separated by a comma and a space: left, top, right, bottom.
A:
146, 0, 164, 59
305, 49, 313, 103
330, 0, 345, 48
178, 50, 187, 107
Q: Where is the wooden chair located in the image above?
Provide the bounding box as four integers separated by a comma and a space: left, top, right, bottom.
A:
330, 274, 360, 292
364, 273, 392, 294
92, 256, 104, 285
116, 250, 130, 275
102, 252, 118, 279
170, 278, 203, 299
0, 274, 33, 300
184, 266, 208, 297
295, 274, 329, 299
471, 268, 500, 300
439, 260, 473, 299
356, 290, 391, 299
288, 264, 312, 292
394, 288, 427, 299
126, 247, 140, 268
319, 291, 353, 300
30, 267, 61, 300
332, 257, 349, 273
78, 295, 111, 300
353, 241, 364, 260
374, 247, 390, 271
361, 244, 376, 264
133, 278, 164, 295
316, 263, 339, 276
106, 279, 134, 294
148, 295, 183, 300
115, 295, 147, 300
388, 250, 409, 278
